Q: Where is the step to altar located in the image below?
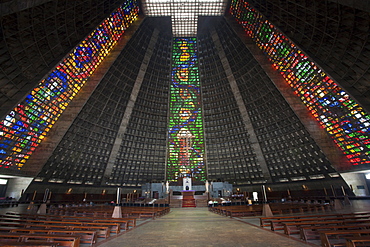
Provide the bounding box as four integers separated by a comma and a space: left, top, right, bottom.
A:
182, 190, 196, 207
182, 199, 196, 207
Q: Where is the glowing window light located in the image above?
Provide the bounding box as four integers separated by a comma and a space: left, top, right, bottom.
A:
142, 0, 227, 36
0, 0, 139, 170
167, 38, 206, 181
230, 0, 370, 166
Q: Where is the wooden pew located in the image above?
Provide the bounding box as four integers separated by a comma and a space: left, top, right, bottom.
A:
48, 205, 170, 219
209, 203, 332, 218
8, 228, 97, 246
56, 218, 128, 231
0, 222, 111, 239
0, 215, 115, 239
122, 207, 170, 219
283, 218, 370, 236
345, 236, 370, 247
300, 224, 370, 241
0, 241, 59, 246
269, 215, 370, 232
60, 215, 136, 228
0, 222, 28, 228
320, 229, 370, 247
260, 212, 370, 228
0, 232, 80, 247
5, 213, 136, 229
209, 205, 262, 217
127, 211, 157, 219
82, 222, 120, 234
15, 219, 121, 235
225, 207, 262, 217
66, 225, 110, 239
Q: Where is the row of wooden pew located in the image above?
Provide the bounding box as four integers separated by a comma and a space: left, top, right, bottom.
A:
209, 202, 332, 217
0, 205, 170, 247
49, 204, 170, 219
260, 211, 370, 247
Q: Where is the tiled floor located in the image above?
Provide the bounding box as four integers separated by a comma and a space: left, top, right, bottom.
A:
96, 207, 313, 247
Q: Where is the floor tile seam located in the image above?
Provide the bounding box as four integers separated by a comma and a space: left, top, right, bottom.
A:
229, 216, 320, 247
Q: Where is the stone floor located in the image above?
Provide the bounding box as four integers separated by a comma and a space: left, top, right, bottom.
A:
96, 207, 313, 247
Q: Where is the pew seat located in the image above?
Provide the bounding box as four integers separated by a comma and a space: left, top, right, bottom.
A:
8, 228, 97, 246
0, 241, 59, 246
0, 233, 80, 247
283, 218, 370, 236
300, 224, 370, 241
345, 236, 370, 247
320, 229, 370, 247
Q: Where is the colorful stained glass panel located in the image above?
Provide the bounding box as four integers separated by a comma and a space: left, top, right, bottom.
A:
167, 38, 206, 181
230, 0, 370, 166
0, 0, 139, 169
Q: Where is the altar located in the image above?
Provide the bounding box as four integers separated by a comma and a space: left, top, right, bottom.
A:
141, 181, 233, 199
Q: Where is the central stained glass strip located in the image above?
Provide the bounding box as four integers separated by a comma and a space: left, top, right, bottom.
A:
167, 38, 206, 182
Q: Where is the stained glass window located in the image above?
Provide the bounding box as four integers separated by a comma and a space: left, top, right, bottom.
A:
167, 38, 206, 181
230, 0, 370, 166
0, 0, 139, 169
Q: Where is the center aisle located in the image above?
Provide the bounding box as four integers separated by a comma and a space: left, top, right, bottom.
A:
97, 207, 313, 247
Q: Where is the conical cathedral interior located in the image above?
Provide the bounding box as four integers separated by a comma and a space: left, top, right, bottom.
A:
0, 0, 369, 202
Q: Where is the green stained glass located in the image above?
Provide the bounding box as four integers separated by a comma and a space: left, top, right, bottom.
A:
167, 38, 206, 182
